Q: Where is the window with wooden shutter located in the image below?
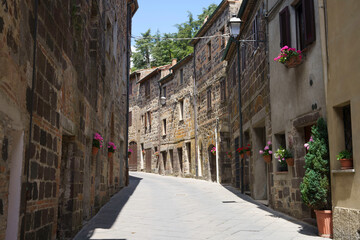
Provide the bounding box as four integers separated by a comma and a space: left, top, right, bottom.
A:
145, 81, 150, 97
279, 6, 291, 47
207, 89, 212, 111
144, 113, 147, 131
303, 0, 316, 46
129, 111, 132, 126
220, 79, 226, 101
295, 0, 316, 50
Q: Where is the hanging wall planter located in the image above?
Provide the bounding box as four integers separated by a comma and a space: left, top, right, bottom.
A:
108, 142, 116, 158
286, 158, 294, 167
259, 141, 272, 163
274, 46, 303, 68
92, 133, 103, 156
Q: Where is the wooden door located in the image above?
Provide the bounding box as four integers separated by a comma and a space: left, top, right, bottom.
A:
146, 149, 152, 172
129, 142, 137, 171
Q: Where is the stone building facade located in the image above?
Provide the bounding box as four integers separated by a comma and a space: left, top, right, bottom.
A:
158, 55, 196, 177
223, 0, 270, 203
0, 0, 137, 239
190, 0, 241, 183
267, 0, 327, 220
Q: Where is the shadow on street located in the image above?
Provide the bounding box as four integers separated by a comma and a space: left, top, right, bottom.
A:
73, 175, 142, 240
222, 185, 319, 237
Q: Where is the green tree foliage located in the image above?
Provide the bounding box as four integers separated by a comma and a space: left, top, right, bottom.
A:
300, 118, 331, 210
131, 4, 218, 70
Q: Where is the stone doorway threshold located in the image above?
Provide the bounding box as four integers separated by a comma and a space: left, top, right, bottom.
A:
255, 199, 269, 206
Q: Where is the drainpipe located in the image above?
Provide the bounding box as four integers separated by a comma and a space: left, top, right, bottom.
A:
22, 0, 39, 238
125, 1, 133, 186
236, 40, 244, 194
215, 118, 219, 183
193, 45, 199, 177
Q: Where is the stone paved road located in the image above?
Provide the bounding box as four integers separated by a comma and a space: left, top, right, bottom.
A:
74, 172, 322, 240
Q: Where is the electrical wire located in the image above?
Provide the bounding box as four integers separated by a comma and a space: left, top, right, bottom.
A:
131, 34, 231, 41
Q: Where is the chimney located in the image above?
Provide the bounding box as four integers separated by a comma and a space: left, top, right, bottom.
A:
172, 58, 177, 66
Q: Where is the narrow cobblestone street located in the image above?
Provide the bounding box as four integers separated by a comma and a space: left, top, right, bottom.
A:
74, 172, 321, 240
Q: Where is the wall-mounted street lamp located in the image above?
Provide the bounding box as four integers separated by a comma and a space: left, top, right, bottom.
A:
228, 14, 266, 194
160, 96, 166, 105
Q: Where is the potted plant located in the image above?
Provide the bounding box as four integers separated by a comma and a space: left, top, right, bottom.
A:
284, 148, 294, 167
226, 152, 232, 159
154, 151, 160, 157
245, 144, 251, 156
211, 146, 216, 155
92, 133, 103, 156
300, 118, 332, 238
237, 147, 245, 158
336, 150, 353, 169
274, 146, 288, 171
273, 46, 303, 68
108, 142, 116, 158
128, 148, 133, 158
142, 149, 146, 154
259, 141, 272, 163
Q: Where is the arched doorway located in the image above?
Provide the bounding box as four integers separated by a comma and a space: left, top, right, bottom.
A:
208, 144, 217, 182
129, 142, 138, 171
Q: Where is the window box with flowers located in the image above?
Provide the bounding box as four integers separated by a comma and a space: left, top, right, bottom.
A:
92, 133, 103, 156
108, 142, 116, 158
274, 46, 303, 68
259, 141, 272, 163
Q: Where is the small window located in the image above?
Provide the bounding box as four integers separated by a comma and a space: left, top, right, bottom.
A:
295, 0, 316, 50
220, 79, 226, 101
129, 111, 132, 127
145, 81, 150, 98
232, 62, 237, 86
241, 45, 246, 71
162, 119, 167, 135
163, 86, 166, 98
179, 100, 184, 121
279, 6, 291, 47
343, 105, 353, 154
253, 13, 259, 49
220, 27, 225, 48
207, 41, 211, 61
180, 69, 184, 85
207, 89, 212, 111
147, 111, 151, 132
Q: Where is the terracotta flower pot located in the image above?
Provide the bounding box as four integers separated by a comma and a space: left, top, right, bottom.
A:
246, 151, 251, 157
263, 155, 271, 163
314, 210, 333, 238
92, 147, 99, 156
286, 158, 294, 167
285, 55, 302, 68
339, 158, 353, 169
240, 153, 244, 159
108, 152, 113, 158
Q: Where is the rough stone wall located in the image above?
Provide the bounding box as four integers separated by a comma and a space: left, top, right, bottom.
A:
194, 1, 240, 182
226, 0, 271, 198
333, 207, 360, 240
159, 57, 196, 177
0, 0, 133, 239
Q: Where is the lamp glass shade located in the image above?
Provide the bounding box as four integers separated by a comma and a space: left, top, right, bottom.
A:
229, 16, 242, 37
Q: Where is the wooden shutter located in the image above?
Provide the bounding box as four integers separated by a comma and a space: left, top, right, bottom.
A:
279, 6, 291, 47
144, 113, 147, 129
303, 0, 316, 46
148, 111, 151, 127
129, 111, 132, 126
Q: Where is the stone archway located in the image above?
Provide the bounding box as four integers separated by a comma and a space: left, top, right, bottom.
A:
208, 144, 217, 182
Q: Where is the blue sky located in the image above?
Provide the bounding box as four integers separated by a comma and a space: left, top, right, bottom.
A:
132, 0, 222, 41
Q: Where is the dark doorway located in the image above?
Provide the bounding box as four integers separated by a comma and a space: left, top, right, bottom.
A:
253, 127, 268, 200
208, 145, 217, 182
169, 149, 174, 173
177, 148, 183, 174
186, 143, 191, 174
145, 149, 152, 172
129, 142, 138, 171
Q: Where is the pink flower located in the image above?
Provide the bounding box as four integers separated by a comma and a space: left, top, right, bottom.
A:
309, 136, 314, 142
269, 151, 272, 154
297, 50, 301, 54
264, 146, 269, 150
259, 150, 264, 154
281, 46, 289, 51
267, 141, 272, 146
282, 158, 285, 161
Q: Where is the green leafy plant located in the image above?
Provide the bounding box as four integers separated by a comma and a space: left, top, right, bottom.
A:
336, 150, 352, 160
284, 149, 293, 159
300, 118, 331, 210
